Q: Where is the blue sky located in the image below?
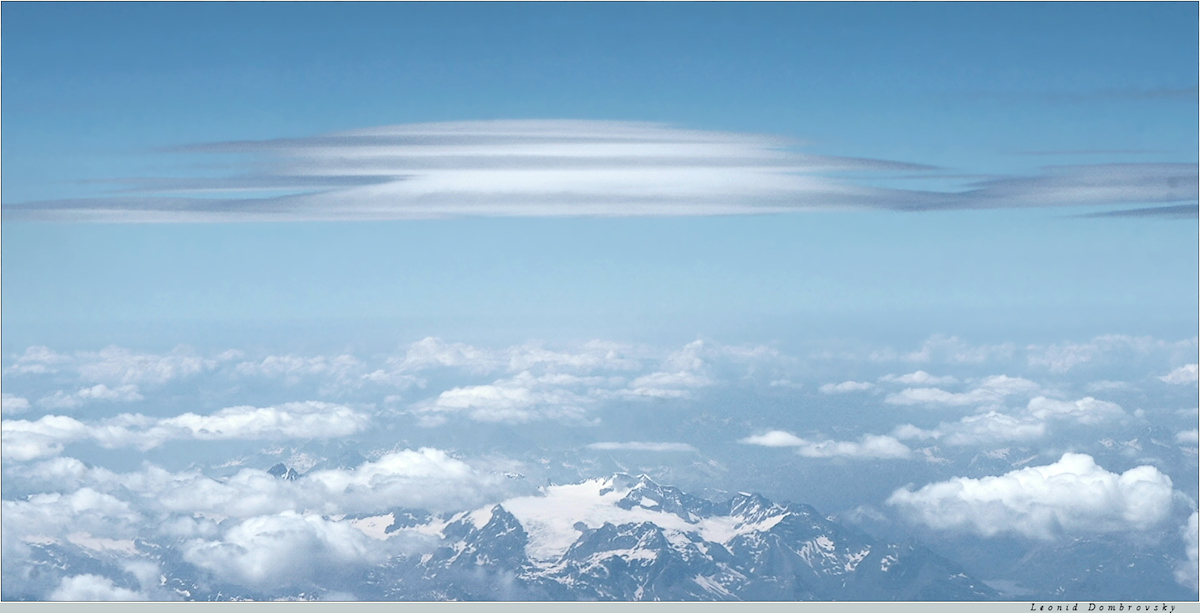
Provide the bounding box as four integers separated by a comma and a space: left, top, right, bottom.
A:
3, 2, 1197, 349
2, 3, 1198, 601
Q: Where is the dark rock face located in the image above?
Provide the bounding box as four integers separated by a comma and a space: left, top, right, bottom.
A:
266, 463, 300, 480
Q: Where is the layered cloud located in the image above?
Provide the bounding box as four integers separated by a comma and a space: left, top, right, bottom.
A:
5, 121, 1194, 222
888, 453, 1177, 539
405, 339, 774, 425
4, 345, 231, 385
2, 401, 371, 461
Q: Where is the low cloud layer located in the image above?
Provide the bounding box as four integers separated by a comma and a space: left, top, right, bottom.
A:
5, 120, 1195, 222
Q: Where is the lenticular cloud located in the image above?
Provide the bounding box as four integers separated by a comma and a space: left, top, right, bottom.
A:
6, 120, 1194, 222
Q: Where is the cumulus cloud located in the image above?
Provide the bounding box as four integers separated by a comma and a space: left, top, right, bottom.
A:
2, 415, 92, 461
1177, 430, 1199, 445
47, 574, 148, 601
587, 441, 698, 452
181, 511, 383, 589
2, 447, 516, 597
7, 121, 1192, 222
1160, 364, 1199, 385
818, 380, 874, 394
888, 453, 1176, 539
740, 430, 911, 459
2, 401, 371, 460
3, 487, 143, 548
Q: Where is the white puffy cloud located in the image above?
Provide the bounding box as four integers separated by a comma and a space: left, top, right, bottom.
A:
2, 415, 92, 461
47, 574, 148, 601
879, 371, 958, 386
1160, 364, 1199, 385
2, 487, 143, 548
181, 511, 384, 589
587, 441, 698, 452
818, 380, 874, 394
884, 375, 1040, 408
887, 453, 1176, 539
2, 402, 371, 460
1177, 430, 1199, 445
740, 430, 911, 459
